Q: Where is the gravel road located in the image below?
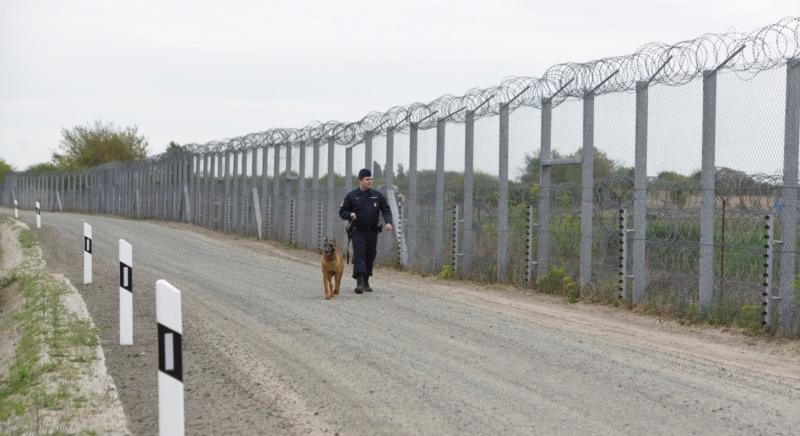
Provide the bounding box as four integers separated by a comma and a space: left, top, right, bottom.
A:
5, 208, 800, 435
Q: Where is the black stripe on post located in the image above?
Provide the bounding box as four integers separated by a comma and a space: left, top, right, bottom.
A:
119, 262, 132, 292
84, 237, 92, 254
157, 323, 183, 382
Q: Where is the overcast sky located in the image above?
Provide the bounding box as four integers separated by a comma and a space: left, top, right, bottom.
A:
0, 0, 795, 177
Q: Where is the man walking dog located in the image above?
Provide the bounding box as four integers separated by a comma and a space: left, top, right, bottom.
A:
339, 168, 393, 294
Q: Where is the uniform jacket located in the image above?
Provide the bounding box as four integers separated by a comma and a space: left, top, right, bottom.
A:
339, 188, 393, 230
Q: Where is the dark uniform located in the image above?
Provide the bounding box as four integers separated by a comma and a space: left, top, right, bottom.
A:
339, 187, 392, 288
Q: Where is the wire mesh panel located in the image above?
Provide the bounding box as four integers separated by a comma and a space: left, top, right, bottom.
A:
405, 126, 436, 274
507, 106, 541, 287
645, 79, 704, 316
712, 69, 787, 324
589, 91, 637, 300
460, 115, 500, 281
544, 98, 584, 281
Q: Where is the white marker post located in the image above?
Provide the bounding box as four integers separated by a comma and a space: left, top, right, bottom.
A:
83, 223, 92, 284
35, 201, 41, 229
156, 280, 184, 436
119, 239, 133, 345
13, 198, 18, 218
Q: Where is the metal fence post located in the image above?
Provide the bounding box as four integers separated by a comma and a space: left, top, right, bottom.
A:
779, 58, 799, 333
385, 126, 395, 188
463, 112, 475, 274
78, 172, 83, 211
327, 138, 336, 239
154, 162, 159, 219
580, 89, 595, 288
183, 154, 191, 223
633, 81, 649, 304
224, 152, 232, 232
232, 151, 241, 232
243, 150, 251, 233
273, 144, 282, 239
537, 100, 553, 278
181, 155, 188, 220
284, 143, 293, 242
498, 104, 510, 282
162, 161, 169, 220
408, 123, 419, 263
365, 131, 373, 175
434, 118, 446, 271
215, 152, 223, 229
191, 154, 199, 224
240, 150, 249, 233
201, 155, 209, 227
345, 146, 353, 194
311, 141, 320, 247
249, 149, 257, 235
261, 147, 269, 237
699, 69, 717, 313
298, 142, 307, 247
201, 153, 209, 226
173, 158, 179, 220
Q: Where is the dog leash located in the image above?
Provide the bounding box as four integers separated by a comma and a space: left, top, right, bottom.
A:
345, 220, 355, 264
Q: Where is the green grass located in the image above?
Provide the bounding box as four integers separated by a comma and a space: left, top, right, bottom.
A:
0, 275, 45, 422
17, 228, 36, 251
0, 222, 106, 433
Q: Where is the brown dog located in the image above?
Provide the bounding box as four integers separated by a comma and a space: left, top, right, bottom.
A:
321, 238, 344, 300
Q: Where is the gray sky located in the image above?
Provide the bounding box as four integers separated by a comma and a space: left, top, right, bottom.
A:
0, 0, 795, 177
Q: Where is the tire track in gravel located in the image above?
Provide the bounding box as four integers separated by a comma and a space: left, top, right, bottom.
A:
4, 208, 800, 436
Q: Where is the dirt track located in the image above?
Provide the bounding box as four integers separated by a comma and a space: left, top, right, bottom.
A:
4, 208, 800, 435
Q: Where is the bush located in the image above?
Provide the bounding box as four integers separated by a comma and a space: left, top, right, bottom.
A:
536, 267, 578, 301
564, 276, 580, 303
735, 304, 763, 334
438, 264, 456, 280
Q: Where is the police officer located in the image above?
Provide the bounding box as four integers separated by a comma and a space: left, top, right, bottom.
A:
339, 168, 393, 294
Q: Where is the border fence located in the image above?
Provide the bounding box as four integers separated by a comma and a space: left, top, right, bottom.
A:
3, 18, 799, 334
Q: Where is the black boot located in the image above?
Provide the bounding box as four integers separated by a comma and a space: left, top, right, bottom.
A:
364, 276, 373, 292
354, 275, 364, 294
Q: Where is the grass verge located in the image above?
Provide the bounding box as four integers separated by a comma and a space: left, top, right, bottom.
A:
0, 220, 107, 435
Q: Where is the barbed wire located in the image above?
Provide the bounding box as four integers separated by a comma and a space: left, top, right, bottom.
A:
168, 17, 799, 157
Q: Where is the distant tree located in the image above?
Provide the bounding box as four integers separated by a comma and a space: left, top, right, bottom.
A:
26, 162, 59, 174
518, 152, 543, 186
0, 158, 13, 183
655, 171, 690, 184
372, 162, 383, 180
52, 120, 148, 169
654, 171, 694, 208
165, 141, 184, 154
519, 148, 616, 186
